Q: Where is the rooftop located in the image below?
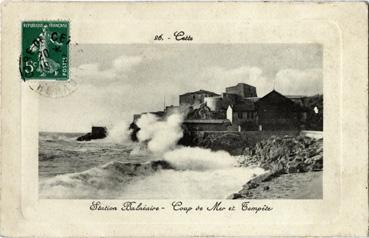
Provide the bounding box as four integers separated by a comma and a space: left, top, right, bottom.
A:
226, 83, 256, 89
180, 89, 219, 97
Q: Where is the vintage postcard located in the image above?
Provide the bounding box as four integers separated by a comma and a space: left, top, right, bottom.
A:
1, 1, 368, 237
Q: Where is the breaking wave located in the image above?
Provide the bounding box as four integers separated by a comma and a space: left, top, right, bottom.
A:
40, 133, 80, 142
39, 149, 265, 199
39, 112, 266, 199
104, 121, 132, 144
120, 166, 264, 199
163, 147, 238, 171
39, 160, 172, 199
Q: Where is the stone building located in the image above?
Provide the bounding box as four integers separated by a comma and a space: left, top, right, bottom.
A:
225, 83, 257, 98
179, 90, 219, 106
132, 83, 312, 134
231, 99, 258, 131
225, 89, 307, 131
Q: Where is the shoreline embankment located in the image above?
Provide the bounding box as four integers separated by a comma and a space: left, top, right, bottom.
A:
77, 124, 323, 199
132, 125, 323, 199
177, 128, 323, 199
230, 134, 323, 199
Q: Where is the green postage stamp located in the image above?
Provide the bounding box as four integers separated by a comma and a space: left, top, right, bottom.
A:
21, 21, 70, 80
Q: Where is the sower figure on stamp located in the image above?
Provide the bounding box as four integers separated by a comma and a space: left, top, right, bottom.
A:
29, 25, 62, 76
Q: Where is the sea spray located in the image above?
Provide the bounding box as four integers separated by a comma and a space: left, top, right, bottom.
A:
135, 112, 239, 171
118, 111, 266, 199
40, 159, 265, 199
39, 112, 267, 199
39, 160, 173, 199
104, 120, 132, 144
136, 112, 184, 153
129, 143, 149, 156
163, 146, 237, 171
39, 166, 128, 199
119, 167, 265, 199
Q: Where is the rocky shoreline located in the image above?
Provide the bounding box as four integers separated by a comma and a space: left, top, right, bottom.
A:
229, 135, 323, 199
78, 122, 323, 199
130, 123, 323, 199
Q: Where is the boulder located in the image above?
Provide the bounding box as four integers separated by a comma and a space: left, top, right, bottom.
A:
239, 135, 323, 174
77, 126, 107, 141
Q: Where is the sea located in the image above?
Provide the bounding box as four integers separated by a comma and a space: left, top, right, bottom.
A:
39, 131, 265, 199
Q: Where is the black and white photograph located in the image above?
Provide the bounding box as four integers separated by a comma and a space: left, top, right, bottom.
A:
39, 44, 323, 199
2, 2, 368, 237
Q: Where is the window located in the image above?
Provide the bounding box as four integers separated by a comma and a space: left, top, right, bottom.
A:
238, 112, 243, 119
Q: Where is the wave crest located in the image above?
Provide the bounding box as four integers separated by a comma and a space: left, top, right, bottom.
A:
163, 147, 238, 171
39, 160, 172, 199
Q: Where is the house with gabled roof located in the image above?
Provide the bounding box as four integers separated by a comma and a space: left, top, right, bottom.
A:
255, 90, 307, 131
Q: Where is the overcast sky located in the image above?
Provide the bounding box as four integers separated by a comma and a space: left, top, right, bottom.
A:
40, 44, 322, 132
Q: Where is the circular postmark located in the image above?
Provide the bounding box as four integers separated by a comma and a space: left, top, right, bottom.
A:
26, 79, 78, 98
19, 54, 78, 98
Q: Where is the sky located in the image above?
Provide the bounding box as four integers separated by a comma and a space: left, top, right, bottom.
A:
39, 44, 323, 133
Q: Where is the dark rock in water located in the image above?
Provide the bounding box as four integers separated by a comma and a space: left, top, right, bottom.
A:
76, 133, 93, 141
129, 122, 140, 142
150, 160, 174, 170
102, 160, 173, 178
77, 126, 107, 141
177, 125, 193, 146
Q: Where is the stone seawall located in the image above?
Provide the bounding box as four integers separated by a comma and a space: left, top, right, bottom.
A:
239, 130, 300, 146
180, 131, 245, 155
180, 130, 301, 155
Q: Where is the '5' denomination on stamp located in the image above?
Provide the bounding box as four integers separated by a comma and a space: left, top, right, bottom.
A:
21, 21, 70, 81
